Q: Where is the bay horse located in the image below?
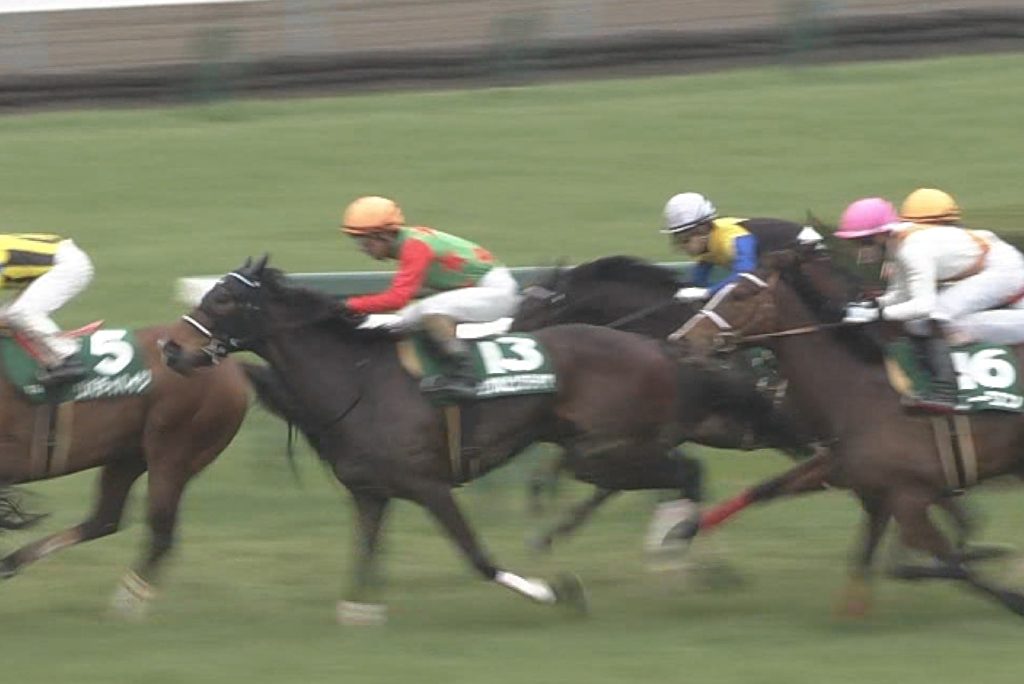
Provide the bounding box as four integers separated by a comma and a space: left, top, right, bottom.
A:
0, 322, 250, 617
510, 255, 821, 549
161, 255, 808, 622
673, 246, 1024, 618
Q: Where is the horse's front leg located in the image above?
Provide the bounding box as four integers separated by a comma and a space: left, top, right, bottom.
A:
1, 456, 146, 580
837, 493, 891, 618
404, 476, 587, 614
337, 489, 391, 626
108, 448, 192, 621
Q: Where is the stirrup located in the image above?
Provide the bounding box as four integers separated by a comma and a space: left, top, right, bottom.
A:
420, 374, 478, 400
901, 393, 957, 415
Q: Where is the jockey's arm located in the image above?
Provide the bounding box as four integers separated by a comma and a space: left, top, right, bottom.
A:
346, 239, 433, 314
689, 260, 713, 288
878, 243, 938, 321
707, 233, 757, 295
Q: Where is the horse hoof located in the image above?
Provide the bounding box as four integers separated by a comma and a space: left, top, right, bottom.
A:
108, 572, 155, 621
337, 600, 388, 626
552, 573, 588, 616
959, 543, 1016, 563
0, 557, 17, 580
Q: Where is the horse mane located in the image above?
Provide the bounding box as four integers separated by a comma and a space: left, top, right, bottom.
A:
259, 267, 394, 341
568, 256, 681, 291
779, 254, 885, 363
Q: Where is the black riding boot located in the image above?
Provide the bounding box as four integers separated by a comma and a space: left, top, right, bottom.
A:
419, 314, 478, 401
37, 356, 87, 387
906, 323, 958, 414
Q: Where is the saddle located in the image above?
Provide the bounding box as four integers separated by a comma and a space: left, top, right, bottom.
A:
1, 319, 104, 362
884, 339, 1024, 414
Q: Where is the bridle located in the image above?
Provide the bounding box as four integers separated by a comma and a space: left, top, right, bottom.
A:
669, 272, 843, 350
180, 271, 263, 364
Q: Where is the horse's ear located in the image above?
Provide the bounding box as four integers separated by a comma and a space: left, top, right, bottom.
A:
805, 210, 833, 234
761, 248, 799, 271
253, 253, 270, 274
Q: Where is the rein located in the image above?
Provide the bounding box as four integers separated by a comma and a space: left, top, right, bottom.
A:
669, 272, 851, 346
739, 322, 847, 343
605, 298, 681, 330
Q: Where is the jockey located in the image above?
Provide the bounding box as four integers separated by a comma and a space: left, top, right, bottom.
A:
0, 234, 94, 386
340, 196, 519, 400
661, 192, 823, 302
837, 189, 1024, 413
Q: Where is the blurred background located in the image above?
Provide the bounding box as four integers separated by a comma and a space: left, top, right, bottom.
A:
2, 0, 1022, 107
1, 2, 1023, 683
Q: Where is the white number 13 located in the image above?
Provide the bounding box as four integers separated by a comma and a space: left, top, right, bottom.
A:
478, 337, 544, 375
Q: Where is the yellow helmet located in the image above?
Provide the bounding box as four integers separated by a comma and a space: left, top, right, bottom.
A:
341, 196, 405, 235
899, 188, 961, 225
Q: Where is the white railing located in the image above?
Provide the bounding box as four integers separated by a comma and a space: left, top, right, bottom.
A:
0, 0, 256, 14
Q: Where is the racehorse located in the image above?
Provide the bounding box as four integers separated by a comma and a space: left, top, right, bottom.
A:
161, 255, 809, 622
510, 255, 821, 549
0, 322, 250, 617
672, 246, 1024, 618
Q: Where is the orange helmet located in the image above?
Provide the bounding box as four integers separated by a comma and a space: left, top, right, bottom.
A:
899, 188, 962, 225
341, 196, 405, 235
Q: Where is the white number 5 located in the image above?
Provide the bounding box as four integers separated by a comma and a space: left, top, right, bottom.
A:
90, 329, 133, 376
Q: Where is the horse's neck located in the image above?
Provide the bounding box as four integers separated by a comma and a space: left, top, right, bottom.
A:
260, 326, 380, 422
576, 283, 683, 335
769, 292, 885, 437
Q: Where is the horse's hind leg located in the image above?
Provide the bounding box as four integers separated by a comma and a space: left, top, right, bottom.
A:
527, 488, 619, 553
526, 452, 567, 517
338, 489, 391, 626
0, 456, 146, 580
405, 478, 585, 612
889, 489, 1024, 618
936, 497, 1014, 562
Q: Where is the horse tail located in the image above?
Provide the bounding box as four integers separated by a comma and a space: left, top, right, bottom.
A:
0, 486, 45, 532
239, 362, 321, 478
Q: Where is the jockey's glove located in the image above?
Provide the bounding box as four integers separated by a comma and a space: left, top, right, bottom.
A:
674, 287, 710, 302
336, 300, 369, 327
843, 304, 880, 324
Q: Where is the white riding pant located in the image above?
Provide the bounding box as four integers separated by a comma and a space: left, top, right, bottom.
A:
5, 240, 94, 363
905, 239, 1024, 336
391, 266, 520, 331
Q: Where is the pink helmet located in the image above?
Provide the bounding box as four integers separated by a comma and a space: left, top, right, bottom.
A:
835, 197, 899, 239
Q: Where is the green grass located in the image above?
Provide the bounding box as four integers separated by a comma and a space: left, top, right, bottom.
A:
1, 53, 1024, 683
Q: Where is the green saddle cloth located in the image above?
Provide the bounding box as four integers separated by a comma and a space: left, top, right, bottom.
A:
887, 340, 1024, 413
0, 329, 153, 404
409, 333, 556, 400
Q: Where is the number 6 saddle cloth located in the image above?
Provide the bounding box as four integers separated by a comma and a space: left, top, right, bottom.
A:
885, 340, 1024, 414
0, 324, 153, 404
397, 333, 557, 403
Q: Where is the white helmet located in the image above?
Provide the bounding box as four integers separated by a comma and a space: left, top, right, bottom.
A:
661, 192, 717, 234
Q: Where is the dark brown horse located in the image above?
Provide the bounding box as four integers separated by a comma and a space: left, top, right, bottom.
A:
161, 256, 809, 623
0, 324, 250, 618
673, 247, 1024, 618
510, 255, 819, 550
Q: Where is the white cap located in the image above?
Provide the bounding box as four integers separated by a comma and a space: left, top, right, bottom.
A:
661, 192, 717, 234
